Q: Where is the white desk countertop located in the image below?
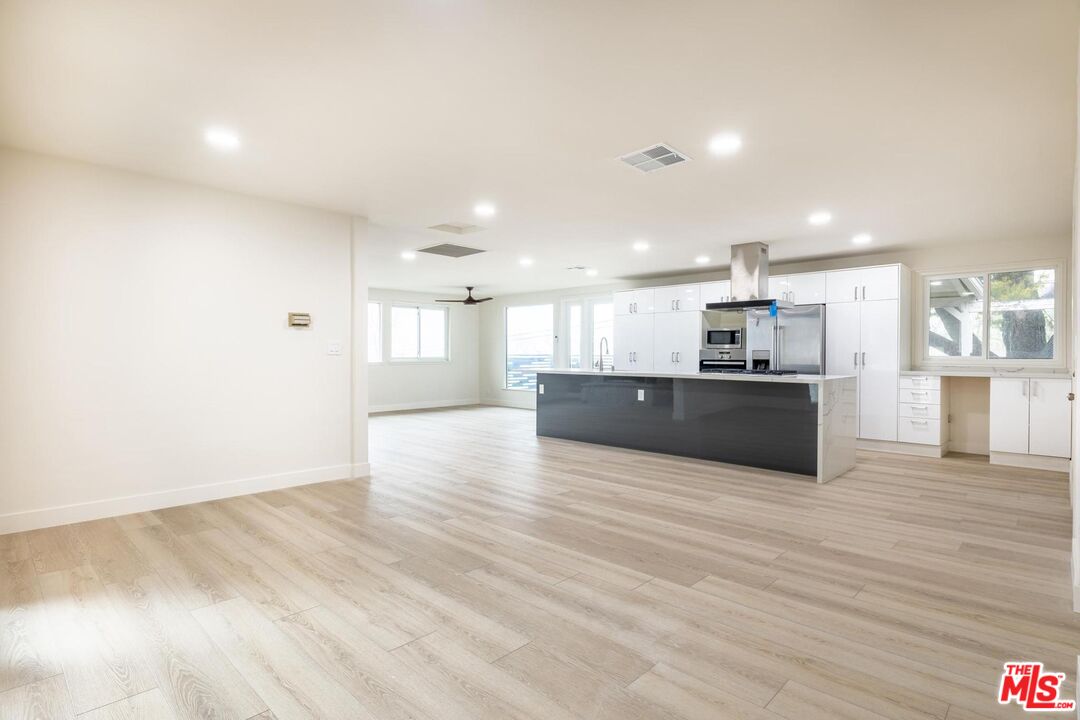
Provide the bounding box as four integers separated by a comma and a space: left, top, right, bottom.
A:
901, 369, 1072, 380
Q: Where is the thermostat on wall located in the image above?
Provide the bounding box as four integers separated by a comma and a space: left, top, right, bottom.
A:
288, 312, 311, 327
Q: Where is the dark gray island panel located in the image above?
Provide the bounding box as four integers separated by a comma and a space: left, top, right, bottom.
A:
536, 372, 821, 476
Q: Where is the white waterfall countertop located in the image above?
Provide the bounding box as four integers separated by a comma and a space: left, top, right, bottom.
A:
537, 369, 856, 385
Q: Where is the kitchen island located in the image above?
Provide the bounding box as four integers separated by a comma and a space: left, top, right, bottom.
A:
536, 370, 857, 483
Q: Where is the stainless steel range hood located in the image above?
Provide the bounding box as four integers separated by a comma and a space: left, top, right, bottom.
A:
704, 241, 792, 311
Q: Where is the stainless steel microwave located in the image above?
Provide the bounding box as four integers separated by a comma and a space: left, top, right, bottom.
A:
705, 328, 743, 349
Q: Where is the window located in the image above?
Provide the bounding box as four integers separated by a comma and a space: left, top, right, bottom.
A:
391, 304, 449, 360
367, 302, 383, 362
560, 296, 613, 371
506, 304, 553, 390
591, 301, 614, 371
925, 266, 1059, 363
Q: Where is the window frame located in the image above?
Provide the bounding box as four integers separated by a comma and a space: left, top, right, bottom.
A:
504, 303, 555, 391
920, 259, 1067, 369
389, 303, 451, 363
367, 301, 383, 364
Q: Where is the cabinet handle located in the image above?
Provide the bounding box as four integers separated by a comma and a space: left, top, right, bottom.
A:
675, 352, 681, 363
910, 419, 928, 425
911, 405, 929, 410
854, 286, 858, 301
862, 285, 866, 300
853, 351, 858, 368
676, 299, 681, 310
861, 351, 866, 366
671, 352, 676, 363
1021, 382, 1027, 397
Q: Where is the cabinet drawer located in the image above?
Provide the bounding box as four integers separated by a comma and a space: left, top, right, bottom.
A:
899, 375, 941, 390
898, 417, 943, 445
898, 388, 940, 405
899, 402, 941, 419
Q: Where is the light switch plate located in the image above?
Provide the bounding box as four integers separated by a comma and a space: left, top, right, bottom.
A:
539, 384, 544, 394
327, 341, 342, 356
637, 389, 645, 401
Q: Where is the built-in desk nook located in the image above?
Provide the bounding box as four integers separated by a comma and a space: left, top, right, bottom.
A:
897, 370, 1073, 470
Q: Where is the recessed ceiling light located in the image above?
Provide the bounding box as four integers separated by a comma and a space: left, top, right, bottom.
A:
519, 257, 533, 267
203, 126, 241, 152
695, 255, 711, 265
708, 132, 742, 156
632, 240, 650, 252
807, 210, 832, 226
400, 250, 417, 260
851, 233, 873, 246
473, 202, 497, 218
585, 268, 599, 277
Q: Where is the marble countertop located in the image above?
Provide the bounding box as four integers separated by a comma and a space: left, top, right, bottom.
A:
901, 368, 1072, 380
537, 369, 856, 385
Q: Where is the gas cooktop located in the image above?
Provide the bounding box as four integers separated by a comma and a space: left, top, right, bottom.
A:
701, 368, 798, 376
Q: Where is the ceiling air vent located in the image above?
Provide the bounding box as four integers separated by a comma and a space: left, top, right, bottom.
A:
618, 143, 690, 173
418, 243, 486, 258
429, 222, 484, 235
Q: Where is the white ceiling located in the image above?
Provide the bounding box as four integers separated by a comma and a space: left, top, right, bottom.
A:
1, 0, 1076, 296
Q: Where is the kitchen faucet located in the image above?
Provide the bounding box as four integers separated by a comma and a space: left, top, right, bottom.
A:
598, 336, 609, 372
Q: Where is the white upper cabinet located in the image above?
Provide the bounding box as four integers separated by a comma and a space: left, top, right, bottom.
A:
825, 269, 863, 303
771, 274, 825, 304
1027, 379, 1072, 458
614, 288, 655, 315
825, 266, 899, 303
768, 276, 789, 300
786, 273, 826, 305
699, 281, 731, 305
859, 266, 900, 301
654, 284, 700, 313
989, 378, 1030, 455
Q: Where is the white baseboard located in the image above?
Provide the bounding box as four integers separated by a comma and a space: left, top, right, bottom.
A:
368, 399, 478, 414
857, 439, 946, 458
0, 463, 355, 534
990, 452, 1071, 472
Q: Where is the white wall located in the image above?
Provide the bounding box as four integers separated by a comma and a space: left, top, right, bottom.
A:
0, 148, 368, 532
479, 236, 1072, 411
1072, 30, 1080, 613
368, 288, 479, 412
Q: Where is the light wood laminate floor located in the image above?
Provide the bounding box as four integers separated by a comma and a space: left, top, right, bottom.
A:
1, 406, 1076, 719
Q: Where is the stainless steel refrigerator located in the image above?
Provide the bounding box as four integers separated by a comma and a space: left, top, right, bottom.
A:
745, 304, 825, 373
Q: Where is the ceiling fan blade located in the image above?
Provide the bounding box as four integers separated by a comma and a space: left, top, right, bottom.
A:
475, 297, 494, 303
435, 299, 467, 303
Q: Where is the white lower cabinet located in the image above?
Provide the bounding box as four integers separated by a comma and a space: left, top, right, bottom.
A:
613, 314, 654, 371
858, 300, 899, 442
653, 312, 700, 374
1027, 379, 1072, 458
897, 375, 947, 447
825, 299, 899, 442
898, 418, 942, 445
990, 377, 1072, 459
989, 378, 1031, 455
